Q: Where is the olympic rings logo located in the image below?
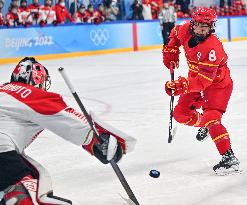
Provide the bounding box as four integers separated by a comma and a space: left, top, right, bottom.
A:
90, 29, 110, 46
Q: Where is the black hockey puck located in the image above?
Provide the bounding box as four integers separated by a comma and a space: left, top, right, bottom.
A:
149, 170, 160, 178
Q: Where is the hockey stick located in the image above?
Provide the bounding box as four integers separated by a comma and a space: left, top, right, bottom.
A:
58, 67, 140, 205
168, 63, 175, 143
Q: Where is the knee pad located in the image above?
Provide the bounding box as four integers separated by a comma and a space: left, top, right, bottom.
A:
22, 155, 72, 205
200, 110, 223, 128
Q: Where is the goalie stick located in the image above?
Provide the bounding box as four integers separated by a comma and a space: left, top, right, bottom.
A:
58, 67, 140, 205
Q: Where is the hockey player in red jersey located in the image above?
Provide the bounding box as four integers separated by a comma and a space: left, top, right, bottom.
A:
162, 7, 240, 175
0, 57, 136, 204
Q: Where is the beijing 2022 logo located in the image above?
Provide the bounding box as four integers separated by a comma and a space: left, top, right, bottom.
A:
90, 29, 110, 46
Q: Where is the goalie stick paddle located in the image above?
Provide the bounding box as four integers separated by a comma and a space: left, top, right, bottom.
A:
168, 64, 175, 143
58, 67, 140, 205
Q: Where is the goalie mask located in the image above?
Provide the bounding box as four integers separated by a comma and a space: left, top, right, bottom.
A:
190, 7, 217, 42
11, 57, 51, 90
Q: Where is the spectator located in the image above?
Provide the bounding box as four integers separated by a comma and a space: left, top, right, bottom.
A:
220, 0, 233, 8
0, 0, 4, 26
150, 0, 159, 19
219, 6, 226, 15
158, 1, 176, 45
93, 3, 106, 24
224, 5, 230, 15
241, 3, 246, 15
105, 0, 119, 21
55, 0, 74, 24
131, 0, 144, 20
69, 0, 82, 16
176, 0, 190, 14
84, 3, 94, 23
10, 0, 19, 8
19, 0, 33, 27
74, 4, 86, 23
5, 5, 21, 27
28, 0, 42, 24
40, 0, 57, 26
175, 4, 184, 17
142, 0, 152, 20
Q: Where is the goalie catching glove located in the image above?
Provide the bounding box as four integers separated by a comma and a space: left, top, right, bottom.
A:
84, 132, 123, 164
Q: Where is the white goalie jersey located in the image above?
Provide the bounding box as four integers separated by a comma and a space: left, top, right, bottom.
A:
0, 82, 136, 155
0, 82, 92, 154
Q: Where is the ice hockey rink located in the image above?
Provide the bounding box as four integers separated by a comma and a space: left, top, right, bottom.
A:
0, 41, 247, 205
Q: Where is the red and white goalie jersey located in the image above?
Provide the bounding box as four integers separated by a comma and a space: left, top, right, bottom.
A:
40, 5, 56, 24
0, 82, 92, 154
0, 82, 136, 154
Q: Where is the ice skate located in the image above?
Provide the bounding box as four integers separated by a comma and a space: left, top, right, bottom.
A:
213, 149, 240, 176
196, 127, 210, 141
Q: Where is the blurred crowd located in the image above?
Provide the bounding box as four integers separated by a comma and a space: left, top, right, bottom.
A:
0, 0, 120, 27
0, 0, 246, 28
131, 0, 246, 20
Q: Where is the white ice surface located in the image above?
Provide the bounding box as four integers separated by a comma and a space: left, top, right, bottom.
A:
0, 41, 247, 205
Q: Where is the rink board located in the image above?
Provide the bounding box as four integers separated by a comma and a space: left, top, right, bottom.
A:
0, 16, 247, 64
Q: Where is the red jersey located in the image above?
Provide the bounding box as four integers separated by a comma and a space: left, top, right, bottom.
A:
55, 3, 74, 24
150, 0, 159, 19
168, 22, 231, 93
84, 10, 93, 23
28, 3, 41, 24
5, 11, 20, 27
0, 11, 3, 25
40, 5, 56, 24
93, 10, 105, 24
74, 11, 87, 23
19, 7, 32, 25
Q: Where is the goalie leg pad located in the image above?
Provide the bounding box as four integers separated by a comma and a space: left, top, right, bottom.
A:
22, 155, 72, 205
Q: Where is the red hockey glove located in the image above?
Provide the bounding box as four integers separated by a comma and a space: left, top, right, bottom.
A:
165, 76, 189, 96
162, 45, 180, 69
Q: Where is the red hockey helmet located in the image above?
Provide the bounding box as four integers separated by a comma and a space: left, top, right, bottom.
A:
11, 57, 51, 90
191, 7, 217, 25
190, 7, 217, 42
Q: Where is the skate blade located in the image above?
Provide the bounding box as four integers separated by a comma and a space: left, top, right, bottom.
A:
215, 166, 243, 176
